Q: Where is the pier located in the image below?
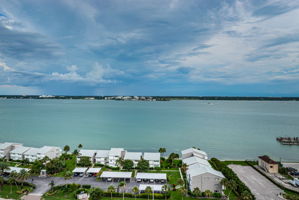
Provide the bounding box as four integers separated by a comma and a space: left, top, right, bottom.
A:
276, 137, 299, 145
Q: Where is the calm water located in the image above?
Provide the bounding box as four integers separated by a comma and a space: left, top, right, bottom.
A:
0, 99, 298, 161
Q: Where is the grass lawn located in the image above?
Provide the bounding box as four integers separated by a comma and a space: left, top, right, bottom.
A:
0, 184, 31, 200
54, 155, 76, 177
144, 170, 181, 185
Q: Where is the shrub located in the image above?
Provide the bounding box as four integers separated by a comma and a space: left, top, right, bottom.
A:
82, 184, 91, 189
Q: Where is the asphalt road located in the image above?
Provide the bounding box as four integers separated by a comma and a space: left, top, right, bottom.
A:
229, 165, 283, 200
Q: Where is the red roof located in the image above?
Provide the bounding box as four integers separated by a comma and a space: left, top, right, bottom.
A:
258, 155, 278, 164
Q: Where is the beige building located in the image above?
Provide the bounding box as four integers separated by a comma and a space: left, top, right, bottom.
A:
258, 155, 279, 174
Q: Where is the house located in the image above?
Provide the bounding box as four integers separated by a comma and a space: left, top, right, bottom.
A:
108, 148, 125, 167
186, 163, 224, 193
77, 149, 97, 163
143, 152, 160, 168
124, 152, 142, 167
0, 142, 22, 159
181, 148, 208, 160
10, 146, 31, 161
258, 155, 279, 174
36, 146, 62, 160
94, 150, 109, 165
182, 156, 210, 167
24, 148, 40, 162
4, 167, 30, 175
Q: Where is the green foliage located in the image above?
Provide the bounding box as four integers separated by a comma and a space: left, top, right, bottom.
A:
30, 160, 44, 174
78, 156, 92, 167
90, 188, 104, 200
123, 160, 134, 170
46, 158, 66, 174
137, 159, 149, 171
0, 162, 9, 175
63, 145, 70, 153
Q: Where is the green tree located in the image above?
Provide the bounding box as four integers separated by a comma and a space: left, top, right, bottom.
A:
178, 187, 187, 200
0, 162, 9, 175
137, 159, 149, 171
64, 171, 73, 180
159, 148, 166, 157
203, 190, 212, 197
240, 190, 253, 200
162, 185, 169, 200
78, 144, 83, 149
177, 179, 184, 186
30, 160, 44, 174
73, 149, 79, 155
8, 177, 15, 194
221, 178, 237, 197
90, 188, 104, 200
63, 145, 70, 154
193, 187, 201, 197
18, 169, 30, 188
49, 180, 55, 189
181, 164, 188, 173
145, 186, 152, 200
108, 185, 115, 200
45, 158, 65, 174
132, 186, 139, 200
118, 181, 126, 200
123, 160, 134, 170
78, 156, 92, 167
0, 176, 4, 191
10, 171, 19, 189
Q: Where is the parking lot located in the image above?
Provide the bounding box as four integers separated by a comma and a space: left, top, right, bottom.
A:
229, 165, 283, 200
282, 162, 299, 171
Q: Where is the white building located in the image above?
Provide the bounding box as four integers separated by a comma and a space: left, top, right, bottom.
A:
181, 148, 208, 160
24, 148, 40, 162
95, 150, 109, 165
108, 148, 125, 167
77, 149, 97, 163
182, 156, 210, 167
186, 163, 224, 193
36, 146, 62, 160
0, 142, 22, 159
124, 152, 142, 167
139, 184, 164, 193
10, 146, 31, 161
143, 152, 160, 168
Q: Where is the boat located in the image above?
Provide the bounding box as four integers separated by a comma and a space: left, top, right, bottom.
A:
276, 137, 299, 145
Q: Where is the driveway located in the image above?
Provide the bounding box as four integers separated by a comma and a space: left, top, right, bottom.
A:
229, 165, 283, 200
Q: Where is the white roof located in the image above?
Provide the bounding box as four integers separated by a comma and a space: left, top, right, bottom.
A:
100, 171, 132, 178
136, 173, 167, 180
143, 152, 160, 161
183, 156, 210, 166
87, 168, 101, 174
139, 184, 164, 192
124, 152, 142, 160
24, 148, 40, 156
79, 149, 96, 157
73, 167, 88, 173
0, 142, 19, 150
38, 146, 59, 154
187, 163, 224, 178
10, 146, 31, 154
4, 167, 30, 174
95, 150, 109, 158
109, 148, 124, 156
181, 148, 207, 157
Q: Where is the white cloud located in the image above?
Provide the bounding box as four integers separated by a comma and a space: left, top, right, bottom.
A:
0, 84, 41, 95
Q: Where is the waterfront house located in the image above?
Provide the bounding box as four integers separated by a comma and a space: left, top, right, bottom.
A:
181, 148, 208, 160
36, 146, 62, 160
108, 148, 125, 167
186, 163, 224, 193
183, 156, 210, 167
0, 142, 22, 159
10, 146, 31, 161
258, 155, 279, 174
4, 167, 30, 175
77, 149, 97, 163
124, 152, 142, 167
24, 148, 40, 162
95, 150, 109, 165
143, 152, 161, 168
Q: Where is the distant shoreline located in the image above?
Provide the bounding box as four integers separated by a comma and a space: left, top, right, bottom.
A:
0, 95, 299, 101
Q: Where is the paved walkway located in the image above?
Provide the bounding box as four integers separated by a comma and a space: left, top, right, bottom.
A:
229, 165, 283, 200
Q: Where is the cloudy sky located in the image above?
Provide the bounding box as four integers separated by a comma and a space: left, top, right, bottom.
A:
0, 0, 299, 96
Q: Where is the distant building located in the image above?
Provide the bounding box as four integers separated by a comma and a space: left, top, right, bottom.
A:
94, 150, 109, 165
24, 148, 40, 162
124, 152, 142, 167
0, 143, 22, 159
183, 156, 210, 167
143, 152, 161, 168
181, 148, 208, 160
77, 149, 97, 163
10, 146, 31, 161
23, 146, 61, 162
258, 155, 279, 174
108, 148, 125, 167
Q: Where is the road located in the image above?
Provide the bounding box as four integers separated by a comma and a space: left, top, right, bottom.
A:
229, 165, 283, 200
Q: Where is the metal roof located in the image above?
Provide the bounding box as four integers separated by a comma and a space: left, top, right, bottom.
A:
38, 146, 60, 154
139, 184, 164, 191
4, 167, 30, 174
143, 152, 160, 161
181, 148, 207, 156
10, 146, 31, 154
136, 173, 167, 180
24, 147, 40, 156
124, 152, 142, 160
183, 156, 210, 166
86, 168, 101, 174
109, 148, 124, 156
79, 149, 96, 157
72, 167, 88, 173
187, 163, 224, 178
100, 171, 132, 178
95, 150, 109, 158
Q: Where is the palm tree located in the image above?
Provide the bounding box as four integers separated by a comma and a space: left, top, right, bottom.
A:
178, 187, 187, 200
181, 164, 188, 173
118, 181, 126, 200
145, 186, 152, 200
204, 190, 212, 198
221, 178, 236, 197
10, 171, 19, 189
49, 180, 55, 189
0, 162, 9, 175
162, 185, 169, 200
0, 176, 4, 191
108, 185, 115, 200
193, 187, 201, 197
63, 145, 70, 154
158, 148, 166, 157
8, 177, 15, 194
116, 158, 124, 168
64, 171, 73, 180
78, 144, 83, 149
132, 186, 139, 200
240, 190, 253, 200
18, 169, 30, 188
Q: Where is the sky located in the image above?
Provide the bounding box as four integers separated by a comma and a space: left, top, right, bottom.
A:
0, 0, 299, 96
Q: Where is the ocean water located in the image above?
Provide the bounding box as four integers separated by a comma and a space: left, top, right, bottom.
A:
0, 99, 298, 161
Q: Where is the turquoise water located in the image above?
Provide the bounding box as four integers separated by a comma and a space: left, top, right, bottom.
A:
0, 99, 298, 161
